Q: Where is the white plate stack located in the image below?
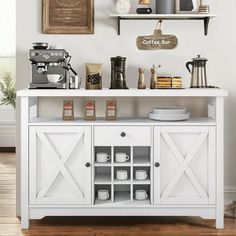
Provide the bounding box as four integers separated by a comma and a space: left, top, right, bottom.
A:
148, 107, 190, 121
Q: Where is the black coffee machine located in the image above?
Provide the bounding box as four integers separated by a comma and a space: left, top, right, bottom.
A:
110, 56, 129, 89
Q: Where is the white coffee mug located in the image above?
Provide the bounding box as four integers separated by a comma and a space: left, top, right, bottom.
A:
47, 74, 64, 84
116, 170, 128, 180
115, 152, 129, 163
97, 190, 109, 200
135, 170, 148, 181
135, 190, 148, 200
96, 153, 111, 163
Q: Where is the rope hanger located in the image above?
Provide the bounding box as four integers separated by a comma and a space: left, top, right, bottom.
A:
156, 20, 163, 31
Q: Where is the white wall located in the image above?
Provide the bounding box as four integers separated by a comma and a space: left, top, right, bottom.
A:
16, 1, 236, 193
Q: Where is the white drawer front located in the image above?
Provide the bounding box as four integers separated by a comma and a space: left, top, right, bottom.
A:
94, 126, 151, 146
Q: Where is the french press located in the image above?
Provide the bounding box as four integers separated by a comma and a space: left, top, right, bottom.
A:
186, 55, 208, 88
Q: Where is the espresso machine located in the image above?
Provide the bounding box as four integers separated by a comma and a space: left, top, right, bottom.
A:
110, 56, 129, 89
29, 43, 77, 89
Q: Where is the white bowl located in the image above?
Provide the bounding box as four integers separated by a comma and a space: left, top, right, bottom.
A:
47, 75, 63, 83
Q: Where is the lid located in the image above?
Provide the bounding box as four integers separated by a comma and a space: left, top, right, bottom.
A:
111, 56, 126, 61
192, 55, 208, 61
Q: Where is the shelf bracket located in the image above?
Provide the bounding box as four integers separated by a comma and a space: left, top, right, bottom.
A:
204, 17, 210, 36
118, 16, 121, 35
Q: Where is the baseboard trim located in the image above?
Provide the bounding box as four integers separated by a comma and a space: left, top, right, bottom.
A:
0, 147, 16, 153
225, 186, 236, 203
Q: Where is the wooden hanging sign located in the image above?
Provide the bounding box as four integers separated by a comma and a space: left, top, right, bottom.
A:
136, 29, 178, 50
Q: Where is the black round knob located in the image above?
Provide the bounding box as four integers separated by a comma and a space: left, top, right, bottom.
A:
120, 132, 126, 137
155, 162, 160, 168
85, 162, 91, 168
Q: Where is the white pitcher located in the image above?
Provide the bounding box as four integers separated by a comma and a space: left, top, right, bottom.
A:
115, 0, 131, 14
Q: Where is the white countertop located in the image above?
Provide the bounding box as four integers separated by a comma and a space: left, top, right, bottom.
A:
17, 88, 228, 97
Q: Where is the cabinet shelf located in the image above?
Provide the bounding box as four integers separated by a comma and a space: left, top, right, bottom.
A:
113, 162, 131, 166
29, 117, 216, 126
113, 180, 131, 185
95, 199, 112, 205
94, 162, 112, 167
133, 180, 151, 185
18, 88, 227, 98
110, 13, 217, 36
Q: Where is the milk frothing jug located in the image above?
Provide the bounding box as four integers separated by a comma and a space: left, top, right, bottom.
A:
186, 55, 208, 88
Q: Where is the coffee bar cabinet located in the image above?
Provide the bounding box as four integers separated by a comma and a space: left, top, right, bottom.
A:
17, 88, 227, 229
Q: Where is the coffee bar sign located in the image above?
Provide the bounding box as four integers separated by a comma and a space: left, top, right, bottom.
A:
136, 29, 178, 50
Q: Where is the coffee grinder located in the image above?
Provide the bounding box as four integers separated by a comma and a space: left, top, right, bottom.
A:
110, 56, 129, 89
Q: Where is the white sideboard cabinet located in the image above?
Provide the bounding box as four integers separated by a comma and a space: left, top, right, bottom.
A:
17, 88, 228, 229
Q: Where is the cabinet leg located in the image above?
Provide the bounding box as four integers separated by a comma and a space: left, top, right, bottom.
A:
215, 215, 224, 229
21, 217, 29, 229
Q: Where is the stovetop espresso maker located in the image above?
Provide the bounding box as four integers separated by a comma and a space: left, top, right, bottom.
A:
186, 55, 208, 88
110, 56, 129, 89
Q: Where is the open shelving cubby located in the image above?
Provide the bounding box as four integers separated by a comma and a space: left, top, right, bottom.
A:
94, 146, 152, 205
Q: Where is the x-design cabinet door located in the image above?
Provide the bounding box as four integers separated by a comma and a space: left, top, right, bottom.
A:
154, 126, 216, 205
29, 126, 92, 205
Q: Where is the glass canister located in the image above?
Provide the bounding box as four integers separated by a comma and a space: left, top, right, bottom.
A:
156, 0, 175, 14
115, 0, 131, 14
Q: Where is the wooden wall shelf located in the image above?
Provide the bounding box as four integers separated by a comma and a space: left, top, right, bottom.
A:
110, 14, 217, 36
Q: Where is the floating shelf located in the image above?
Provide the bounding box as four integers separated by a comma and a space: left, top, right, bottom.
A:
110, 13, 217, 36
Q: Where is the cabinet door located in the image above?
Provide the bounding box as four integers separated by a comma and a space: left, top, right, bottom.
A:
154, 126, 215, 205
29, 126, 92, 205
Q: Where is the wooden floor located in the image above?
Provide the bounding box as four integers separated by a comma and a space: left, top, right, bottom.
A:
0, 153, 236, 236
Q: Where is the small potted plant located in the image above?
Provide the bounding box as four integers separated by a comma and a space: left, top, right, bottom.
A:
0, 72, 16, 109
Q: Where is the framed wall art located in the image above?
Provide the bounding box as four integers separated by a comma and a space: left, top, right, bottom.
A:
42, 0, 94, 34
175, 0, 200, 14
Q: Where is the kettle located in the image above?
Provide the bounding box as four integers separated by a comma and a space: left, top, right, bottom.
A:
186, 55, 208, 88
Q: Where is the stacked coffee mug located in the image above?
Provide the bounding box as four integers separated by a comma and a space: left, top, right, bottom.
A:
135, 170, 148, 181
97, 189, 110, 201
96, 152, 111, 163
115, 152, 129, 163
116, 170, 128, 180
135, 190, 149, 200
